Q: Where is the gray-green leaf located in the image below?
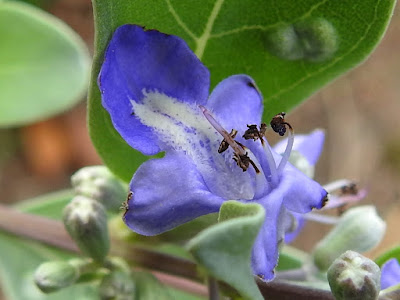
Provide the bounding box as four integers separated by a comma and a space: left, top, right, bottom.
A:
187, 201, 265, 300
0, 1, 90, 127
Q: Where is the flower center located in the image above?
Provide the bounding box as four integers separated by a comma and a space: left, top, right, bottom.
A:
201, 106, 295, 193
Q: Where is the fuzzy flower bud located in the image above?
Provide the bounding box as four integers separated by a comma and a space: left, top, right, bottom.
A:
34, 261, 79, 293
71, 166, 127, 211
313, 205, 386, 271
63, 195, 110, 262
327, 250, 381, 300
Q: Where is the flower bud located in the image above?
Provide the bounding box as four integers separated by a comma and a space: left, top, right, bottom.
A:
98, 271, 135, 300
313, 206, 386, 271
327, 250, 381, 300
34, 261, 79, 293
63, 195, 110, 262
71, 166, 127, 211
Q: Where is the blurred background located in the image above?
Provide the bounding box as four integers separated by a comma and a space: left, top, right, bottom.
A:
0, 0, 399, 274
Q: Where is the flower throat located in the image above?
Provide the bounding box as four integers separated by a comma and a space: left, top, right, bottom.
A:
200, 106, 294, 188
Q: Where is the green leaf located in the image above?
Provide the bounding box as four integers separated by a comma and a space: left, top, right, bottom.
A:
187, 200, 265, 300
375, 245, 400, 267
133, 271, 205, 300
0, 232, 99, 300
277, 245, 308, 271
0, 1, 90, 127
0, 190, 99, 300
89, 0, 395, 180
14, 189, 74, 219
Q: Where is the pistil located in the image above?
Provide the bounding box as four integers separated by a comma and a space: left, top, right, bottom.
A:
200, 105, 261, 174
200, 105, 245, 156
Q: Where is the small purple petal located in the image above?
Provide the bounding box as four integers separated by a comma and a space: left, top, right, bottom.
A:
284, 212, 306, 243
280, 166, 327, 213
207, 75, 263, 133
273, 129, 325, 166
124, 152, 224, 235
381, 258, 400, 289
99, 25, 210, 155
249, 192, 286, 280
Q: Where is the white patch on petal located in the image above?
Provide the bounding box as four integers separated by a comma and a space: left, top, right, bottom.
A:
131, 90, 255, 200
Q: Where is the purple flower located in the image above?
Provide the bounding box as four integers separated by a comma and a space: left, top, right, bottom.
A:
381, 258, 400, 289
98, 24, 327, 281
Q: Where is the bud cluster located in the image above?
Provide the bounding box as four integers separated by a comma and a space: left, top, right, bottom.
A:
71, 166, 127, 211
313, 206, 386, 271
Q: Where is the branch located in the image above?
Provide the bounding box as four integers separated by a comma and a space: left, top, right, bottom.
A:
0, 204, 335, 299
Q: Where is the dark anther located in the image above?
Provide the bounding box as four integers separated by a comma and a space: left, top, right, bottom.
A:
121, 191, 133, 215
218, 129, 237, 153
233, 152, 260, 173
259, 123, 267, 137
243, 123, 268, 141
233, 152, 250, 172
341, 183, 358, 195
243, 124, 260, 140
270, 112, 292, 136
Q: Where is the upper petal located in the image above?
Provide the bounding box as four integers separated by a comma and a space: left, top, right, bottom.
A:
273, 129, 325, 166
98, 24, 210, 155
207, 75, 263, 133
123, 152, 224, 235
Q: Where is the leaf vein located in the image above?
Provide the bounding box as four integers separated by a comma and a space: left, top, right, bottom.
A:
209, 23, 284, 39
208, 0, 329, 39
195, 0, 225, 59
164, 0, 197, 41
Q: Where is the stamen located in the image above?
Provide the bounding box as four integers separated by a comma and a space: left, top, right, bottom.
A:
233, 152, 251, 172
340, 183, 358, 195
218, 129, 237, 153
259, 123, 267, 137
321, 189, 367, 210
243, 124, 261, 141
269, 112, 294, 174
260, 137, 279, 186
270, 112, 292, 136
242, 122, 279, 186
200, 105, 261, 176
200, 105, 245, 155
241, 147, 268, 199
303, 212, 339, 224
277, 126, 294, 174
323, 179, 355, 194
234, 142, 261, 173
243, 123, 267, 146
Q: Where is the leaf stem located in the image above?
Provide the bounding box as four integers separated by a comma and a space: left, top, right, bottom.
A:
207, 277, 220, 300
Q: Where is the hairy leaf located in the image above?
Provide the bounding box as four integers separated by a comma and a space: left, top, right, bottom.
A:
187, 201, 265, 300
0, 1, 90, 127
